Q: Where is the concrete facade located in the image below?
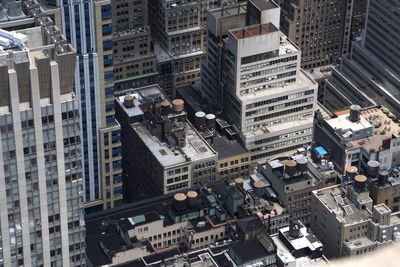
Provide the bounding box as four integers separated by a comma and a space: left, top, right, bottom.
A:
42, 0, 124, 211
201, 1, 317, 163
0, 2, 85, 266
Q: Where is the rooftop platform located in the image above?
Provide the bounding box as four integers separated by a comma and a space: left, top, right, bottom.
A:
231, 23, 278, 39
348, 107, 400, 151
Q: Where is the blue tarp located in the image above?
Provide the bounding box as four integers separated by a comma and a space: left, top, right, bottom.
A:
314, 146, 328, 156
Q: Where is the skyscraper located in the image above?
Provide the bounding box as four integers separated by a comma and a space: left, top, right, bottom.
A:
323, 0, 400, 116
42, 0, 123, 210
0, 1, 85, 265
111, 0, 158, 92
279, 0, 367, 70
201, 0, 317, 162
148, 0, 240, 98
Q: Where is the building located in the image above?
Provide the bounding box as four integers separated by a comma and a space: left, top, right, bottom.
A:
323, 0, 400, 117
90, 245, 238, 267
214, 177, 290, 235
115, 85, 218, 202
228, 234, 277, 266
193, 116, 252, 182
149, 0, 240, 97
42, 0, 123, 211
359, 160, 400, 212
86, 188, 235, 266
201, 0, 318, 162
85, 181, 283, 266
258, 155, 318, 224
111, 0, 158, 92
311, 181, 400, 258
279, 0, 367, 70
271, 220, 327, 267
0, 1, 85, 266
213, 131, 251, 182
314, 105, 400, 174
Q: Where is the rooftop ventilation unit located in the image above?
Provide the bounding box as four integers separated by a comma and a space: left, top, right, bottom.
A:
5, 0, 26, 21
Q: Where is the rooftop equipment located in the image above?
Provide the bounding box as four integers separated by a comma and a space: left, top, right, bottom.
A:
349, 105, 361, 122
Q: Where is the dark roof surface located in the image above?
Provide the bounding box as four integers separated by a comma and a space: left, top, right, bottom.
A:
85, 194, 175, 266
236, 217, 264, 233
85, 188, 225, 266
230, 239, 269, 263
114, 258, 147, 267
213, 134, 248, 159
143, 247, 180, 264
250, 0, 278, 10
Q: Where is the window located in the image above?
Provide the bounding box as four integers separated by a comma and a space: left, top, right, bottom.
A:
102, 24, 112, 36
101, 5, 111, 20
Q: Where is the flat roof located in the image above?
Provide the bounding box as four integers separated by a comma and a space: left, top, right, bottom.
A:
116, 84, 168, 118
344, 237, 375, 250
348, 107, 400, 151
85, 188, 231, 266
212, 133, 248, 159
230, 239, 270, 262
135, 121, 217, 167
209, 3, 247, 20
313, 185, 371, 224
250, 0, 279, 10
327, 110, 372, 133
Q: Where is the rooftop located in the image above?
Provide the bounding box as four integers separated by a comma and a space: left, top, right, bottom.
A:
327, 110, 372, 136
241, 175, 286, 218
348, 107, 400, 151
272, 222, 326, 267
85, 187, 239, 266
250, 0, 279, 10
116, 84, 168, 118
277, 222, 323, 254
212, 133, 249, 159
344, 236, 376, 250
229, 239, 272, 263
209, 3, 247, 20
133, 121, 217, 167
116, 85, 217, 167
113, 243, 236, 267
305, 65, 334, 81
313, 185, 371, 224
231, 23, 278, 39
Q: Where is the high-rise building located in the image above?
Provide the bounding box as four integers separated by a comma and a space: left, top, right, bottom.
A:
279, 0, 367, 70
148, 0, 205, 97
0, 1, 85, 266
149, 0, 240, 98
111, 0, 158, 92
323, 0, 400, 116
201, 0, 317, 162
42, 0, 123, 210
